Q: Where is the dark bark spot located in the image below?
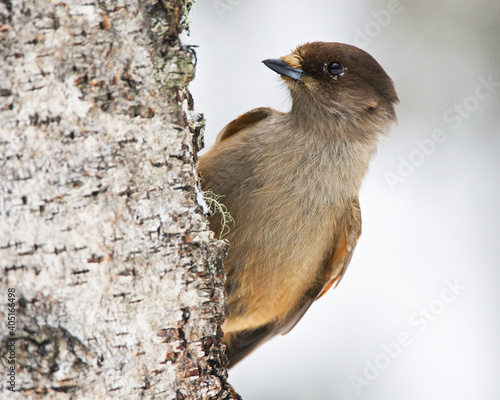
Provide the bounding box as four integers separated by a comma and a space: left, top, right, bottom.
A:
87, 254, 104, 263
72, 269, 90, 275
5, 264, 26, 273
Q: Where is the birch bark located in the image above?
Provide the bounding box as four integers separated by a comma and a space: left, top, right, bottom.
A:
0, 1, 236, 398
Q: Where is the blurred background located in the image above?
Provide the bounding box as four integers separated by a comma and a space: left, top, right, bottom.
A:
186, 1, 500, 399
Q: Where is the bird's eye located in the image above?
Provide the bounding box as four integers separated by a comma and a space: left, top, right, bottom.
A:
327, 61, 344, 76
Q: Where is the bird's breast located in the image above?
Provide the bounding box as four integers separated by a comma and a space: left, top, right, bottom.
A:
218, 120, 371, 333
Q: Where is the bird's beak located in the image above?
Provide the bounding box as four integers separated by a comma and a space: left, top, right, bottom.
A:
262, 59, 307, 81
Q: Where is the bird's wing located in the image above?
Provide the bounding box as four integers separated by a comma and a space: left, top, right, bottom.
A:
216, 107, 281, 143
281, 198, 362, 334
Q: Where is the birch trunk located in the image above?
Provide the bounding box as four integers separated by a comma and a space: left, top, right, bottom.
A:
0, 1, 237, 398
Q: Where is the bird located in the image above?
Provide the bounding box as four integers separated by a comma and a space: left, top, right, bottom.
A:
197, 42, 398, 367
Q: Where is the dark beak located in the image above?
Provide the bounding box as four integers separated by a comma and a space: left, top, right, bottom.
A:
262, 59, 307, 81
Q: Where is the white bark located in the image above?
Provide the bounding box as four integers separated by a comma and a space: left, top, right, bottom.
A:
0, 1, 237, 398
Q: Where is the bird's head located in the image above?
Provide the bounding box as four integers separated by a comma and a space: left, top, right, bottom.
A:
263, 42, 399, 126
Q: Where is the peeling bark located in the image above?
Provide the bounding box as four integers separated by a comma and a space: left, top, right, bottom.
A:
0, 1, 238, 398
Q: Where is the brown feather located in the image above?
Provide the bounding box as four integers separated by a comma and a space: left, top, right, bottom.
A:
281, 198, 362, 334
317, 198, 362, 298
224, 324, 277, 368
216, 107, 281, 143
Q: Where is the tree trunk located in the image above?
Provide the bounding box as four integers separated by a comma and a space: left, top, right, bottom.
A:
0, 1, 238, 398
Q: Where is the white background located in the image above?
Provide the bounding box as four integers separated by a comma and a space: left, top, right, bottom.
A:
186, 1, 500, 399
